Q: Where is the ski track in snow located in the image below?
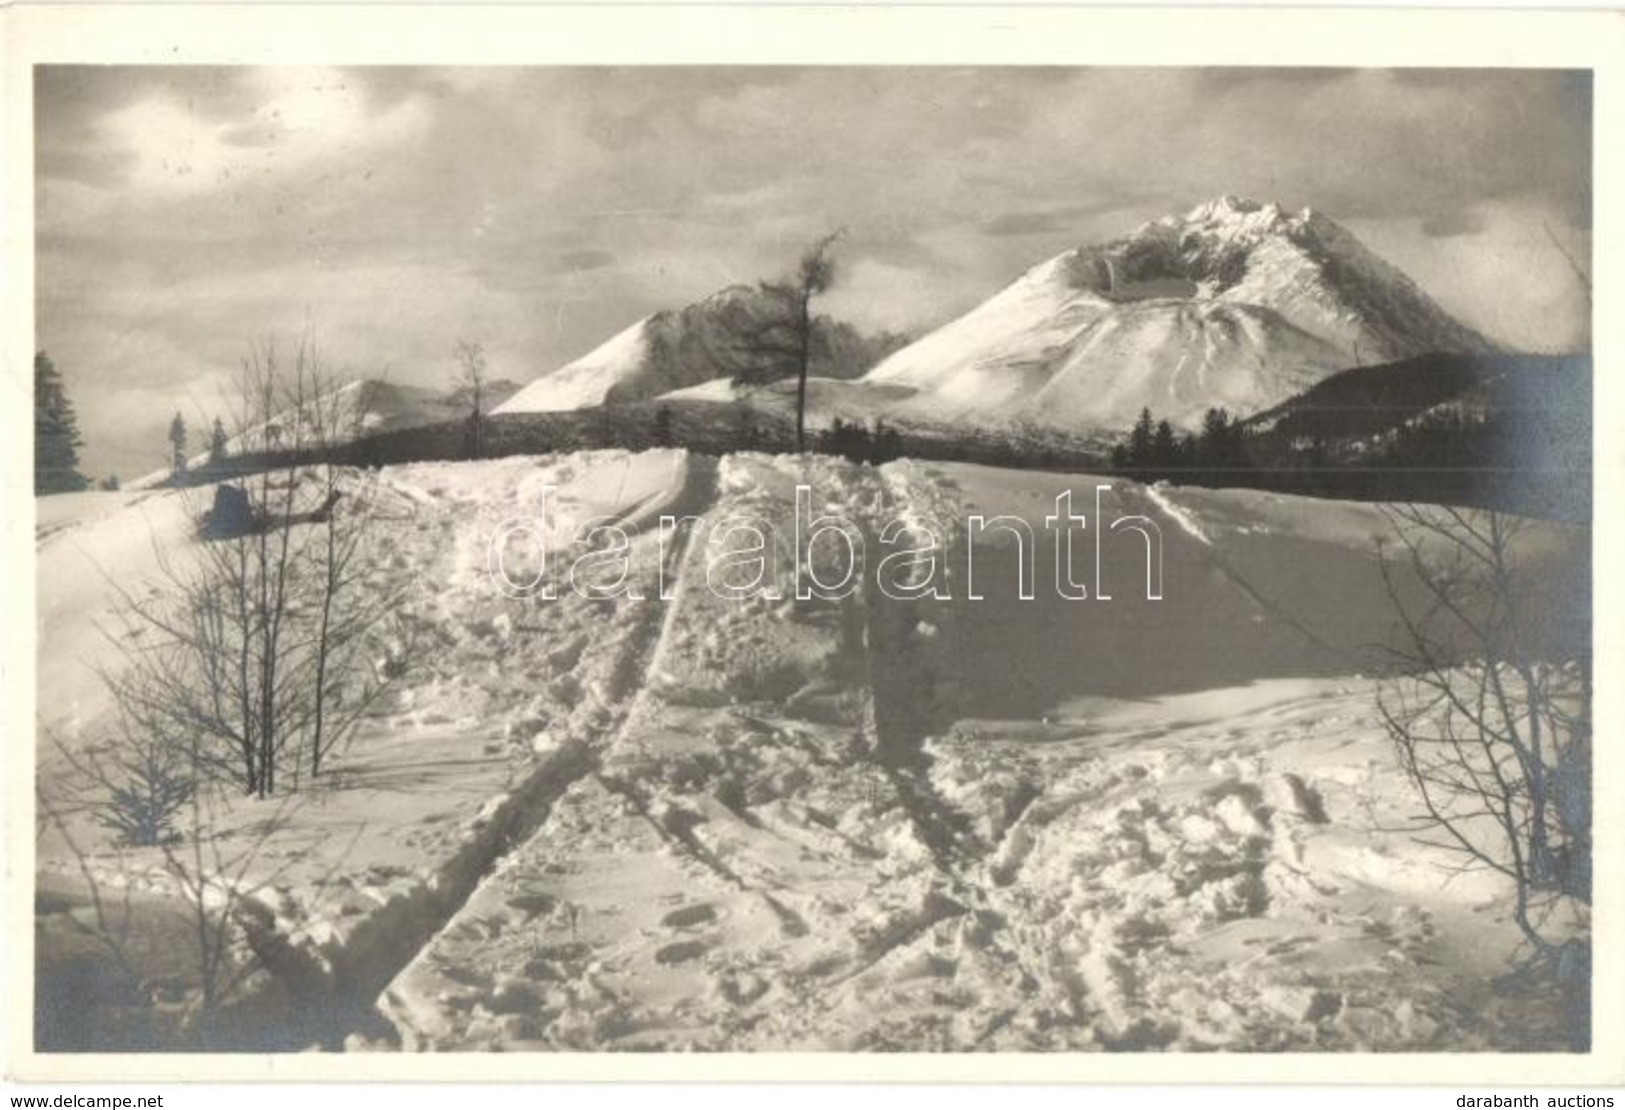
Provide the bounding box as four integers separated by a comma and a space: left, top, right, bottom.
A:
33, 452, 1583, 1053
1142, 483, 1212, 546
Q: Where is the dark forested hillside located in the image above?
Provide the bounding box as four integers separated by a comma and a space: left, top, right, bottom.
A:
1106, 353, 1591, 520
1244, 353, 1588, 452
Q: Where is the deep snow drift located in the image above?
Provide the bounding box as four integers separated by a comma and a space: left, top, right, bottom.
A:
34, 450, 1585, 1052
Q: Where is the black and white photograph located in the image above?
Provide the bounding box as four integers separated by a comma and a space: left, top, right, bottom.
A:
6, 3, 1620, 1087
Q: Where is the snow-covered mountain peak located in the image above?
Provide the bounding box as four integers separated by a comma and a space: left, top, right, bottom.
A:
698, 283, 761, 308
1180, 194, 1289, 231
863, 197, 1499, 433
497, 284, 907, 416
1013, 196, 1348, 303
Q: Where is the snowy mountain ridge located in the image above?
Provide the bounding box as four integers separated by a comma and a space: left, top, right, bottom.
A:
498, 196, 1497, 438
865, 195, 1499, 432
495, 285, 907, 416
127, 377, 523, 490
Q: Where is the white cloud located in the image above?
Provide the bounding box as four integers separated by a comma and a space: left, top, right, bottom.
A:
35, 66, 1592, 475
1346, 199, 1590, 353
98, 67, 430, 198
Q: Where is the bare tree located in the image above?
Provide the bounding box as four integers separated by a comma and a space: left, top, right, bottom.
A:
1542, 220, 1592, 305
454, 338, 488, 460
1376, 505, 1590, 962
106, 336, 410, 798
38, 335, 409, 1047
729, 231, 842, 452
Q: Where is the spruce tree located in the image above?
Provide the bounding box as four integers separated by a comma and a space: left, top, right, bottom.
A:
208, 417, 230, 467
1152, 419, 1178, 474
34, 351, 87, 495
1197, 407, 1250, 481
1127, 407, 1155, 468
651, 405, 675, 448
169, 413, 189, 477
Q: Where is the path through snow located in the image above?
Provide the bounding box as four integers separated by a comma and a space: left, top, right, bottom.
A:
33, 452, 1587, 1052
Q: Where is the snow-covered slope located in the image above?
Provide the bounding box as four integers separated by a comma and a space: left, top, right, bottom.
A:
496, 286, 906, 415
868, 196, 1498, 432
37, 451, 1587, 1052
127, 378, 522, 490
656, 373, 919, 428
495, 317, 658, 413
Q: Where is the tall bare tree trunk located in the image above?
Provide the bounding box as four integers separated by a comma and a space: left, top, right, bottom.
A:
796, 292, 811, 452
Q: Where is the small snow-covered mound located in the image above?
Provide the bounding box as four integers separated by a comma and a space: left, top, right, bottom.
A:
655, 374, 920, 429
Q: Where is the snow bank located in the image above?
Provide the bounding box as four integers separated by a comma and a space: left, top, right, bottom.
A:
36, 450, 1585, 1051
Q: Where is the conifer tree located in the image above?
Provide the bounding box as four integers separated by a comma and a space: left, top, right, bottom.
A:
1152, 418, 1178, 474
1127, 407, 1155, 467
729, 232, 842, 452
207, 417, 230, 467
651, 405, 675, 447
168, 413, 188, 477
1197, 407, 1251, 481
34, 351, 87, 495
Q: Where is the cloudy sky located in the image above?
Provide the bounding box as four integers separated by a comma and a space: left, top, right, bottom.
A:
36, 66, 1591, 478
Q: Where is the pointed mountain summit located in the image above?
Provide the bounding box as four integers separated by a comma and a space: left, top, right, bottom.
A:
495, 285, 906, 415
866, 196, 1498, 431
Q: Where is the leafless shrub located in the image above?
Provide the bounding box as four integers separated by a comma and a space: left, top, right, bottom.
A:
103, 336, 415, 799
1376, 503, 1590, 1042
453, 338, 489, 460
37, 334, 415, 1047
1378, 505, 1590, 931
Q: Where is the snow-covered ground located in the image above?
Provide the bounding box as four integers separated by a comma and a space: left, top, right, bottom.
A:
33, 450, 1585, 1051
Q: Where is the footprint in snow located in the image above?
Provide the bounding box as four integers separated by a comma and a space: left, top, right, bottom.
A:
507, 892, 557, 921
660, 903, 717, 929
654, 939, 710, 966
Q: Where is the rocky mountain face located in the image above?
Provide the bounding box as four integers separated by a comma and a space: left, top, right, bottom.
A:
865, 196, 1498, 431
495, 286, 907, 415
